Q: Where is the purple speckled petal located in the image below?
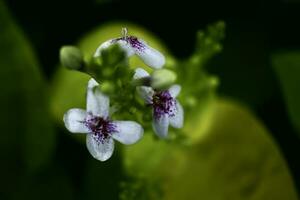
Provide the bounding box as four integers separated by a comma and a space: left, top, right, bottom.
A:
86, 79, 110, 117
63, 108, 90, 133
133, 39, 165, 69
152, 114, 169, 138
169, 100, 184, 128
133, 68, 150, 80
86, 134, 114, 161
112, 121, 143, 145
94, 36, 165, 69
94, 39, 134, 58
168, 84, 181, 98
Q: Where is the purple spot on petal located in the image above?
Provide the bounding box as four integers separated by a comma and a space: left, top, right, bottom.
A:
152, 90, 176, 119
84, 113, 117, 143
126, 36, 145, 51
113, 36, 146, 52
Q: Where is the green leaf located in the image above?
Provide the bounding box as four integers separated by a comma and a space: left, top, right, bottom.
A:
50, 22, 171, 125
14, 166, 74, 200
124, 99, 298, 200
271, 51, 300, 135
83, 151, 123, 200
0, 0, 55, 172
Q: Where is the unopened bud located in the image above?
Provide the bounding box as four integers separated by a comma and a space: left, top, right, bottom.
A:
60, 46, 84, 70
151, 69, 177, 89
100, 81, 115, 94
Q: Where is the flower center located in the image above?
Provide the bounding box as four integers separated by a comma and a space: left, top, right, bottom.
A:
152, 91, 176, 118
84, 114, 117, 143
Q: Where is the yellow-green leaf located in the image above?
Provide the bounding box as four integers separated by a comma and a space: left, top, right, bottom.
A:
124, 99, 298, 200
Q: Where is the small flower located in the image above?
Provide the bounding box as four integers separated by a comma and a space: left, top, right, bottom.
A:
134, 68, 184, 138
94, 28, 165, 69
63, 78, 144, 161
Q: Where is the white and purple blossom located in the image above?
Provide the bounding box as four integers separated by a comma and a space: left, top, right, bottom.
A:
63, 78, 143, 161
94, 28, 165, 69
134, 68, 184, 138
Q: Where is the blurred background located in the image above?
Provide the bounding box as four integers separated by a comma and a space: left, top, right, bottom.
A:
1, 0, 300, 199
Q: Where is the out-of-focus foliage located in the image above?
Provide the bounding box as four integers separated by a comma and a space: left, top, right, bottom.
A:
0, 1, 56, 198
174, 21, 224, 142
13, 165, 74, 200
0, 0, 55, 172
50, 22, 171, 125
123, 99, 299, 200
83, 152, 123, 200
271, 51, 300, 136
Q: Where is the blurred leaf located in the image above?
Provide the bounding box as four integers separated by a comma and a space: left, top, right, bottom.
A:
0, 0, 55, 173
50, 22, 171, 125
193, 21, 225, 65
124, 99, 298, 200
14, 166, 74, 200
271, 51, 300, 135
83, 150, 123, 200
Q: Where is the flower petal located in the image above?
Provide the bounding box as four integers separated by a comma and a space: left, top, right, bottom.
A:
169, 101, 184, 128
94, 39, 134, 57
136, 86, 154, 104
63, 108, 89, 133
133, 39, 165, 69
86, 79, 110, 117
152, 114, 169, 138
86, 134, 114, 161
112, 121, 143, 145
87, 78, 99, 89
168, 84, 181, 98
133, 68, 150, 80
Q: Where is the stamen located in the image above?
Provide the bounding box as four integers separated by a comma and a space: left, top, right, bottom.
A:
152, 90, 176, 118
114, 28, 145, 52
121, 27, 128, 39
84, 114, 117, 143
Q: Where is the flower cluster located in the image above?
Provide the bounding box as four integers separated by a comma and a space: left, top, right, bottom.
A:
62, 28, 184, 161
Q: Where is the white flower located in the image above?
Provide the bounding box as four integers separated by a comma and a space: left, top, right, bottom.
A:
94, 28, 165, 69
134, 68, 184, 138
63, 78, 144, 161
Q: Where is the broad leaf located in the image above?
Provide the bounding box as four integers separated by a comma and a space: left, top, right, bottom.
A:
0, 0, 55, 173
123, 99, 298, 200
272, 51, 300, 135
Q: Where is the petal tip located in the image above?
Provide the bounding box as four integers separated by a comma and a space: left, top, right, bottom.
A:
88, 78, 99, 89
86, 135, 114, 162
133, 68, 150, 80
112, 121, 144, 145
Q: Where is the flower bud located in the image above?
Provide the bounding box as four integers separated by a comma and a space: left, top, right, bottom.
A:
60, 46, 84, 70
100, 81, 115, 94
151, 69, 177, 89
